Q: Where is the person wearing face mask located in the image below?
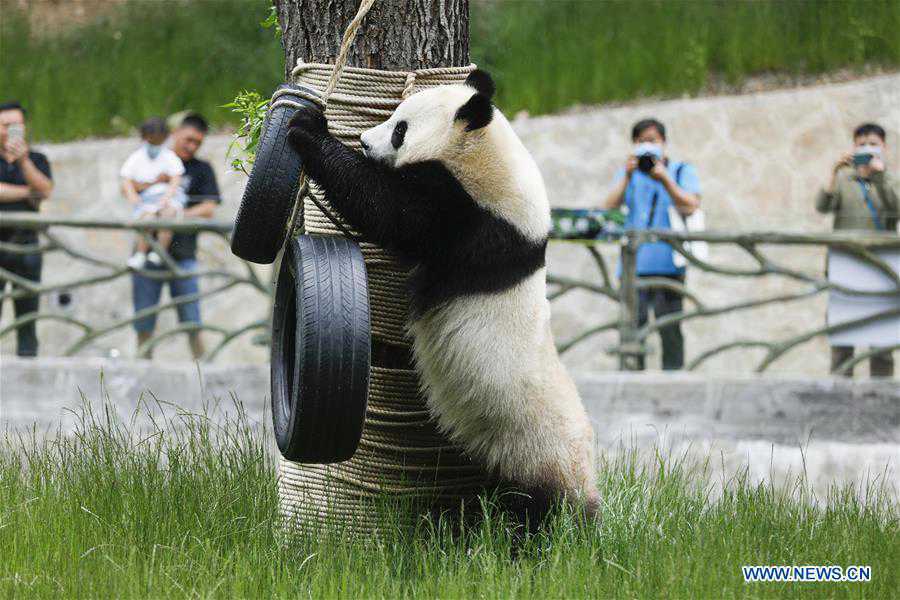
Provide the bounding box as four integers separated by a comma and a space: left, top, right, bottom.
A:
120, 117, 186, 270
817, 122, 899, 377
603, 118, 702, 370
129, 113, 221, 360
0, 100, 54, 357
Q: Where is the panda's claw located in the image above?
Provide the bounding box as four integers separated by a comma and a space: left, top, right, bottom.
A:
288, 106, 329, 140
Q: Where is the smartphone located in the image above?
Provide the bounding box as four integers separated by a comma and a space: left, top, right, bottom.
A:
6, 123, 24, 143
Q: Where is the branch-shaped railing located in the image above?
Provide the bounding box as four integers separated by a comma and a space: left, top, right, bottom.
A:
2, 212, 897, 374
0, 213, 270, 361
548, 230, 900, 375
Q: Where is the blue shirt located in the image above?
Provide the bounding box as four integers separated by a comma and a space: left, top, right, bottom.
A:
614, 161, 701, 276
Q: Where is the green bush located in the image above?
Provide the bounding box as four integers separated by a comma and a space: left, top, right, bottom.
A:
2, 0, 898, 142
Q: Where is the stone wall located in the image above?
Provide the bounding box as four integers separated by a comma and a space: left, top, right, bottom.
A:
2, 74, 899, 374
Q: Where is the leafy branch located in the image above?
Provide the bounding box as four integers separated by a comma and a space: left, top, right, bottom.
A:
261, 5, 282, 39
222, 91, 269, 175
222, 5, 280, 176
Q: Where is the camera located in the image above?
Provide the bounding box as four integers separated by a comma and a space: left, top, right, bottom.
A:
637, 153, 657, 173
852, 145, 881, 167
852, 152, 873, 166
633, 142, 663, 174
6, 123, 24, 144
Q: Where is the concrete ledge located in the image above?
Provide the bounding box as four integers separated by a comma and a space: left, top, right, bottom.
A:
1, 358, 897, 497
2, 357, 897, 443
0, 356, 269, 432
577, 371, 900, 446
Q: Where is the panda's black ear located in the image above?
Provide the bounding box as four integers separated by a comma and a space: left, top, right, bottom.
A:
464, 69, 495, 99
455, 93, 493, 132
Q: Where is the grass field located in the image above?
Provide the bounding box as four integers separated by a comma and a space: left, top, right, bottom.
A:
1, 398, 897, 598
2, 0, 899, 142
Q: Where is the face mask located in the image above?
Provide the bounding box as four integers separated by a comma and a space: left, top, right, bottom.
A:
854, 144, 882, 157
145, 143, 163, 160
634, 142, 663, 159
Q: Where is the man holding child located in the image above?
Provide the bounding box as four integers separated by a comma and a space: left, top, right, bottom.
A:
126, 113, 221, 360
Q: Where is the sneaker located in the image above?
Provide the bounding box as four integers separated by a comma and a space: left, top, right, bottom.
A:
127, 252, 147, 270
146, 251, 164, 267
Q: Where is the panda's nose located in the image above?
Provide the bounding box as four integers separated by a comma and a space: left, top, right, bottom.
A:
359, 139, 370, 153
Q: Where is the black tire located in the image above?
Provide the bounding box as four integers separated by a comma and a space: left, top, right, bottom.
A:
271, 234, 371, 463
231, 84, 319, 264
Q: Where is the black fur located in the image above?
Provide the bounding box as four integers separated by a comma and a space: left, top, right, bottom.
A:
288, 106, 546, 319
455, 93, 493, 132
391, 120, 407, 149
465, 69, 495, 99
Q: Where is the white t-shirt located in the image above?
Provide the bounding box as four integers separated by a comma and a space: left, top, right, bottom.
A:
120, 145, 185, 197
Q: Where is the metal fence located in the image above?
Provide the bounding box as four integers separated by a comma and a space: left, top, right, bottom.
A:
1, 213, 898, 374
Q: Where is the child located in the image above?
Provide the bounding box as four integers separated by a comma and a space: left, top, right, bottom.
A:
120, 117, 186, 269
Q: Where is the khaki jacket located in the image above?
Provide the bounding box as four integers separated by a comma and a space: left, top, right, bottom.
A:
816, 167, 899, 232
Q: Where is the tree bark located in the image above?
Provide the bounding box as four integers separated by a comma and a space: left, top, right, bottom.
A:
275, 0, 469, 77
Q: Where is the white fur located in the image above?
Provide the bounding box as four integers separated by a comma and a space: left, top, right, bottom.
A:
361, 84, 597, 503
409, 271, 597, 499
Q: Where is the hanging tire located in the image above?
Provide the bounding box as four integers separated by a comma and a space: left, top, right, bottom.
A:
271, 234, 371, 463
231, 84, 322, 265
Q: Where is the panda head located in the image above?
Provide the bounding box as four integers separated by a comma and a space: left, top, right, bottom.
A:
359, 69, 496, 168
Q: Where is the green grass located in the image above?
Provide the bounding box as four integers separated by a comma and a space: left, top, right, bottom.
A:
0, 0, 283, 142
1, 394, 897, 598
3, 0, 899, 142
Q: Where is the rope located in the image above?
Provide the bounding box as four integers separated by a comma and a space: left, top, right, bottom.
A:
273, 1, 489, 535
323, 0, 378, 100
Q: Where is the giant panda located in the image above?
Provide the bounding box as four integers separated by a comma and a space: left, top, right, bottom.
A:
286, 69, 599, 521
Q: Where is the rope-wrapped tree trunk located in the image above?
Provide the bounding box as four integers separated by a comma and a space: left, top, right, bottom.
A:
274, 0, 496, 534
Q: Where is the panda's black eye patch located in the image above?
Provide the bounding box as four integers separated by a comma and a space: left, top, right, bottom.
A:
391, 120, 408, 149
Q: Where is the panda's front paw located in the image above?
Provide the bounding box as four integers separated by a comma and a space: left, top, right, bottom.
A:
288, 106, 329, 151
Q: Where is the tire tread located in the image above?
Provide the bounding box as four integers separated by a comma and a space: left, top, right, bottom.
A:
271, 234, 370, 463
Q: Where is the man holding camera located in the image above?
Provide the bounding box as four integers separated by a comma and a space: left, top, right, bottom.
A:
0, 101, 54, 357
816, 122, 898, 377
603, 118, 701, 370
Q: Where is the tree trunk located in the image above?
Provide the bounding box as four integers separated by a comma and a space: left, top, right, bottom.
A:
276, 0, 469, 78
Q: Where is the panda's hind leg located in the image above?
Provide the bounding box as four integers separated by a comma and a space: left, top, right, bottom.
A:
496, 479, 599, 533
508, 420, 601, 530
